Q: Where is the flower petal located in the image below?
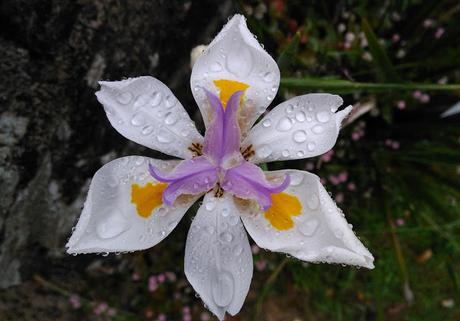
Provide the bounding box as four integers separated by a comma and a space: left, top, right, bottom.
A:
221, 161, 289, 210
149, 156, 218, 206
96, 76, 203, 159
190, 14, 280, 135
240, 170, 374, 268
66, 156, 199, 254
184, 193, 253, 320
243, 94, 351, 163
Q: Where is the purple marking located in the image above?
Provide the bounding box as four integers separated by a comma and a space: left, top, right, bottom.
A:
149, 90, 289, 208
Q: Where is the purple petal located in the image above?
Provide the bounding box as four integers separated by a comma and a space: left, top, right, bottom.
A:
221, 161, 290, 210
202, 90, 224, 163
222, 91, 244, 159
149, 156, 218, 205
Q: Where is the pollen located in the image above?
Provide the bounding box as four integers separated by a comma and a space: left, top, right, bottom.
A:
131, 182, 167, 218
213, 79, 249, 108
264, 192, 302, 230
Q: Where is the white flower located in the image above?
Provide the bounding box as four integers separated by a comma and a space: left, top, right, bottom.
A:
67, 14, 374, 320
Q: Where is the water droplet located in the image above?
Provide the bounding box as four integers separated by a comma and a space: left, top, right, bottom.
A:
295, 111, 306, 122
298, 219, 319, 237
156, 129, 173, 143
106, 176, 119, 188
316, 111, 331, 123
228, 215, 239, 226
206, 225, 215, 234
256, 145, 272, 158
149, 92, 162, 107
307, 194, 319, 210
116, 92, 133, 105
205, 200, 216, 211
312, 125, 324, 134
289, 172, 304, 186
282, 149, 290, 157
306, 116, 313, 122
211, 271, 234, 307
164, 112, 178, 125
334, 229, 344, 239
96, 210, 130, 239
286, 104, 294, 113
233, 245, 243, 256
297, 150, 305, 157
219, 232, 233, 243
307, 142, 316, 151
276, 117, 293, 132
133, 94, 150, 110
135, 157, 144, 166
210, 62, 223, 72
165, 95, 177, 108
293, 130, 307, 143
226, 45, 253, 78
141, 125, 154, 135
262, 119, 272, 127
131, 113, 145, 126
262, 71, 275, 82
221, 208, 229, 217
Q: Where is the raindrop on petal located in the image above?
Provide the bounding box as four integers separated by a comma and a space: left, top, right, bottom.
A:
316, 111, 331, 123
297, 219, 319, 237
293, 130, 307, 143
276, 117, 293, 132
116, 92, 133, 105
96, 210, 130, 239
211, 271, 234, 307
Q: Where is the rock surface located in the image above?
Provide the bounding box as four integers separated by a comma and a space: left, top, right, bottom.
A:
0, 0, 233, 289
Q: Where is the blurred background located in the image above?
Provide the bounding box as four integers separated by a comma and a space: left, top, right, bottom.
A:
1, 0, 459, 320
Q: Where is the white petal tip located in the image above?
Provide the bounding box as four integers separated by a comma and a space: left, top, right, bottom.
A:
336, 105, 353, 127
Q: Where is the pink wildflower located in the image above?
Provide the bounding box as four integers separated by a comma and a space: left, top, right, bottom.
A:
335, 192, 344, 203
435, 27, 445, 39
69, 294, 81, 309
396, 100, 406, 109
255, 259, 267, 271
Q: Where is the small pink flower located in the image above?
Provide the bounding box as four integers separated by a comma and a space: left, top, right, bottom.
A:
385, 139, 393, 146
131, 271, 140, 281
435, 27, 445, 39
183, 315, 192, 321
94, 302, 108, 315
395, 218, 405, 226
69, 294, 81, 309
320, 178, 327, 185
328, 175, 340, 185
256, 259, 267, 271
347, 182, 356, 191
420, 94, 430, 103
148, 276, 158, 292
165, 271, 177, 282
396, 100, 406, 110
145, 308, 154, 319
157, 273, 166, 283
335, 192, 344, 203
182, 306, 191, 314
413, 90, 422, 99
345, 32, 356, 42
251, 244, 260, 254
321, 150, 334, 162
338, 172, 348, 183
352, 132, 361, 141
158, 313, 167, 321
392, 34, 400, 42
392, 141, 400, 150
423, 19, 434, 28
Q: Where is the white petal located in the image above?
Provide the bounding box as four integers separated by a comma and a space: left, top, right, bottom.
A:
241, 170, 374, 268
243, 94, 351, 163
66, 156, 199, 254
184, 193, 253, 320
190, 14, 280, 134
96, 76, 203, 159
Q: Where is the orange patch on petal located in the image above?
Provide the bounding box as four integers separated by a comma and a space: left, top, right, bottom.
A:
131, 182, 167, 218
264, 192, 302, 230
213, 79, 249, 108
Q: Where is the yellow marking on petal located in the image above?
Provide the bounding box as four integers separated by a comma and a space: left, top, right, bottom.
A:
264, 192, 302, 230
213, 79, 249, 108
131, 182, 167, 218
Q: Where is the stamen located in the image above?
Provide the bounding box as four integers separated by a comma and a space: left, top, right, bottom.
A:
240, 144, 255, 161
187, 142, 203, 157
214, 183, 224, 198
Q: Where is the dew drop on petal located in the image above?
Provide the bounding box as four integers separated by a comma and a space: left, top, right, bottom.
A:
312, 125, 324, 134
256, 144, 272, 158
133, 94, 150, 110
141, 125, 154, 135
293, 130, 307, 143
316, 111, 331, 123
276, 117, 293, 132
219, 232, 233, 243
307, 142, 316, 151
131, 113, 145, 126
262, 71, 275, 82
116, 92, 133, 105
282, 149, 290, 157
164, 112, 178, 125
307, 194, 320, 210
96, 210, 130, 239
297, 219, 319, 237
262, 119, 272, 127
295, 111, 306, 122
211, 271, 234, 307
210, 62, 223, 72
289, 172, 304, 186
149, 92, 162, 107
165, 95, 177, 108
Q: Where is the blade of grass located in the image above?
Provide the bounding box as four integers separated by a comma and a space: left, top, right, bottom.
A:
280, 77, 460, 93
